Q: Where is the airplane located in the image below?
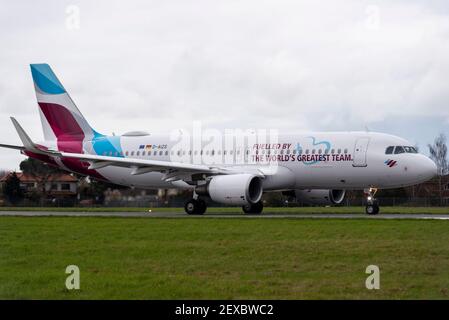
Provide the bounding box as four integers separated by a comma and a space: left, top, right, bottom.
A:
0, 64, 437, 215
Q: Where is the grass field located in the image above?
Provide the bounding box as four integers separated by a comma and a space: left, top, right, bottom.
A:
1, 206, 449, 214
1, 216, 449, 299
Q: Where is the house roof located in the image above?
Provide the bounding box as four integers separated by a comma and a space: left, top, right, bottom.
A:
0, 172, 78, 183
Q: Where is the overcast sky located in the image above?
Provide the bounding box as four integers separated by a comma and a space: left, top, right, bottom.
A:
1, 0, 449, 169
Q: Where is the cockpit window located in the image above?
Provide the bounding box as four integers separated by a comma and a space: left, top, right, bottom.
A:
394, 146, 405, 154
404, 146, 418, 153
387, 145, 418, 155
385, 146, 394, 154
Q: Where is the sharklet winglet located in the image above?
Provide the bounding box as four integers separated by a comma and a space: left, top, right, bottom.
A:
9, 117, 57, 156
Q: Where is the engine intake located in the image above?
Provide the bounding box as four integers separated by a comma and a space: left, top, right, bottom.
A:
196, 174, 263, 205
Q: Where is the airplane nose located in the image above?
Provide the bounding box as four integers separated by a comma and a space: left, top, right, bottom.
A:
420, 156, 437, 181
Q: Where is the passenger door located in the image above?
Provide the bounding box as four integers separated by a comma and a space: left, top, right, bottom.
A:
352, 137, 370, 167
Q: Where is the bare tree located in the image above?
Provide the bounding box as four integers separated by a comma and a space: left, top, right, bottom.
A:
428, 133, 449, 205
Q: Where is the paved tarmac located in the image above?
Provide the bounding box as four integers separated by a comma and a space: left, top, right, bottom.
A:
1, 211, 449, 219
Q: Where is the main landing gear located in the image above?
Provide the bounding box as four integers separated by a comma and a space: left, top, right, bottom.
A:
184, 198, 207, 215
242, 201, 264, 214
365, 188, 379, 215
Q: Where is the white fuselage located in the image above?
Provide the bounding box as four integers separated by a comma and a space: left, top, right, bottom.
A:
55, 131, 436, 192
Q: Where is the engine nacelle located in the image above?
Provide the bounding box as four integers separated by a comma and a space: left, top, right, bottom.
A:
294, 189, 346, 205
196, 174, 263, 205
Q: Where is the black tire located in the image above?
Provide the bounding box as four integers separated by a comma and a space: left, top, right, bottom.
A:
366, 203, 380, 215
372, 203, 380, 214
242, 201, 263, 214
196, 199, 207, 215
185, 199, 198, 215
184, 199, 206, 215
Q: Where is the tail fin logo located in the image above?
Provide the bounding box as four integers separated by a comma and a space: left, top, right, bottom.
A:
29, 63, 97, 145
31, 64, 66, 95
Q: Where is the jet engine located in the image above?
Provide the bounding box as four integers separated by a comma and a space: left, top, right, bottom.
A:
294, 189, 346, 205
196, 174, 263, 205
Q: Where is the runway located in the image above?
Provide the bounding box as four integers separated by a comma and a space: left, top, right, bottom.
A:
1, 210, 449, 219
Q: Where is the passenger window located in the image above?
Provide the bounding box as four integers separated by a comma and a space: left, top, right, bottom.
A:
331, 149, 335, 154
165, 151, 168, 156
131, 151, 134, 156
337, 148, 341, 154
125, 151, 129, 156
159, 151, 163, 156
305, 149, 309, 154
385, 146, 394, 154
344, 148, 348, 154
394, 146, 405, 154
318, 149, 322, 154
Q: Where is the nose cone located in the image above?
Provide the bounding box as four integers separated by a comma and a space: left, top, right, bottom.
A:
419, 156, 437, 181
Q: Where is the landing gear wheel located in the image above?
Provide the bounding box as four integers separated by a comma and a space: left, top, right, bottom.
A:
364, 188, 380, 215
196, 199, 207, 215
184, 199, 207, 215
242, 201, 263, 214
365, 203, 379, 215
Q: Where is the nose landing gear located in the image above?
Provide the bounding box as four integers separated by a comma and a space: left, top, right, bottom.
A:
364, 188, 379, 215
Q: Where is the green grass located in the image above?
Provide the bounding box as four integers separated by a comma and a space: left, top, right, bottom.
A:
1, 216, 449, 299
1, 206, 449, 214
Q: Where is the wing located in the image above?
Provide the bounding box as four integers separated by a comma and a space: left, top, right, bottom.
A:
0, 143, 25, 151
58, 151, 231, 181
